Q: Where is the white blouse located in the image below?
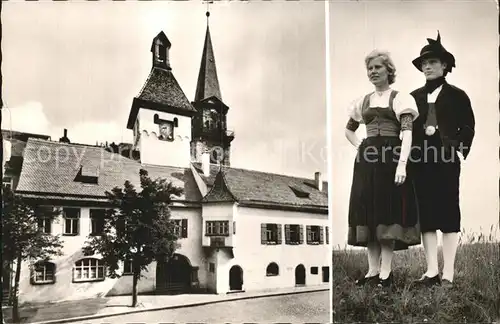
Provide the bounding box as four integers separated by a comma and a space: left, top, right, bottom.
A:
347, 88, 419, 123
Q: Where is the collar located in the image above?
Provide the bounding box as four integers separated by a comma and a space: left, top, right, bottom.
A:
425, 76, 446, 94
374, 87, 392, 96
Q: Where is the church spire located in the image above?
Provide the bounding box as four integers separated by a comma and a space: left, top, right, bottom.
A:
194, 11, 222, 102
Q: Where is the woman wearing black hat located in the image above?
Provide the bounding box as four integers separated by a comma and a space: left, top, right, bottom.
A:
410, 32, 475, 288
345, 50, 421, 288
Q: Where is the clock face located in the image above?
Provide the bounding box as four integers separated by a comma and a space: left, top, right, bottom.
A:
159, 122, 173, 140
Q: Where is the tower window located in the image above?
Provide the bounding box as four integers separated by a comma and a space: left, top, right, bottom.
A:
155, 43, 165, 63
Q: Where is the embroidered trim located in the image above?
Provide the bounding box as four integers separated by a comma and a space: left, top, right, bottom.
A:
346, 118, 360, 131
400, 113, 413, 131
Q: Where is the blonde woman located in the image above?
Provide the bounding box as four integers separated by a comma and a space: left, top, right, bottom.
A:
345, 50, 421, 288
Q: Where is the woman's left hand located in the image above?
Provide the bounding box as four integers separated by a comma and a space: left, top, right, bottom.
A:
394, 161, 407, 185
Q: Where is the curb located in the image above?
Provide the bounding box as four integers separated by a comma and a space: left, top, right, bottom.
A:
27, 287, 329, 324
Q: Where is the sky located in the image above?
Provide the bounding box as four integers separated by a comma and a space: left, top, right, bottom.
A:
329, 0, 499, 248
1, 1, 327, 180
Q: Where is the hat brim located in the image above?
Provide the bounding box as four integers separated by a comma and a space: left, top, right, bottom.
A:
412, 51, 455, 72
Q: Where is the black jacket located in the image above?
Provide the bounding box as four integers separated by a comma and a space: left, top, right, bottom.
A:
410, 82, 475, 160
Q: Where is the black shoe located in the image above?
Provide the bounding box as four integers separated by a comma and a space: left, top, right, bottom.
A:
377, 273, 393, 288
355, 274, 379, 287
441, 279, 453, 289
413, 274, 441, 287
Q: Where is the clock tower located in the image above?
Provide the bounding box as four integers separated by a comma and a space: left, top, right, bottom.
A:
190, 12, 234, 166
127, 31, 197, 168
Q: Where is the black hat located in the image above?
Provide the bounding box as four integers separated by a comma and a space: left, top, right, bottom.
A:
412, 31, 456, 73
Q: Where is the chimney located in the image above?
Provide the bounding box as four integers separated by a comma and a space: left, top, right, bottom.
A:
59, 128, 70, 143
2, 139, 12, 174
314, 171, 323, 191
202, 150, 211, 177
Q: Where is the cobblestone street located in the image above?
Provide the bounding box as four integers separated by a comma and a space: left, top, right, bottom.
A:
67, 291, 330, 323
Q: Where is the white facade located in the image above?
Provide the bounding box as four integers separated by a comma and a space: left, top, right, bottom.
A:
16, 201, 329, 303
134, 109, 192, 168
203, 204, 330, 294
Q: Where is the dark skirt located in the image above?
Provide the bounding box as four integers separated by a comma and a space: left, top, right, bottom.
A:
411, 132, 461, 233
347, 136, 421, 251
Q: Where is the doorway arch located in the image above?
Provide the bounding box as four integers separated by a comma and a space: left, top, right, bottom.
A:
295, 264, 306, 285
229, 265, 243, 291
156, 253, 192, 294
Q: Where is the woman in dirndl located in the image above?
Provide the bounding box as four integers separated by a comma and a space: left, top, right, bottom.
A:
345, 50, 421, 288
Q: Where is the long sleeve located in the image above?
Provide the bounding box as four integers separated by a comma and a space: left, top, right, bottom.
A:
456, 91, 475, 159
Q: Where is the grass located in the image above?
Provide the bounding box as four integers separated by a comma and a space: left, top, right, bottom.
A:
332, 227, 500, 323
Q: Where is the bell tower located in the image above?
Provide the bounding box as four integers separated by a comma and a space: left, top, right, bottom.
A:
127, 31, 197, 168
190, 11, 234, 166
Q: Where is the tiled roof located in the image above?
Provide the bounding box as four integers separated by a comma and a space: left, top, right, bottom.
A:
194, 26, 222, 102
1, 129, 51, 142
202, 165, 328, 212
191, 162, 219, 186
142, 164, 202, 202
137, 67, 196, 114
202, 171, 236, 202
15, 139, 327, 212
15, 139, 200, 202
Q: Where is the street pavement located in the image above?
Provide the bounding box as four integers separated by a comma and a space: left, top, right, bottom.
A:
67, 290, 330, 323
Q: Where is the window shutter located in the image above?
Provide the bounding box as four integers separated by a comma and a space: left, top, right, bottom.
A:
233, 221, 236, 235
47, 220, 52, 234
299, 225, 304, 244
319, 226, 324, 244
326, 226, 329, 244
285, 225, 290, 244
261, 223, 267, 244
181, 219, 188, 238
306, 225, 312, 244
277, 224, 282, 244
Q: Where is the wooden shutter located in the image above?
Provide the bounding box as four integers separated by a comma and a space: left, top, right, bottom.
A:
261, 223, 267, 244
306, 225, 312, 244
319, 226, 324, 244
277, 224, 282, 244
37, 217, 43, 230
299, 225, 304, 244
285, 225, 291, 244
326, 226, 329, 244
181, 219, 188, 238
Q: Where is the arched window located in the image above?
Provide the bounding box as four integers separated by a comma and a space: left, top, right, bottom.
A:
266, 262, 279, 276
73, 258, 105, 282
31, 261, 56, 285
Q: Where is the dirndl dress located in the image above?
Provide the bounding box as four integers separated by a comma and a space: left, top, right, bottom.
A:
346, 89, 421, 251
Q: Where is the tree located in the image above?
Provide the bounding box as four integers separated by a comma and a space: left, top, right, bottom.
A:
1, 186, 64, 323
82, 169, 183, 307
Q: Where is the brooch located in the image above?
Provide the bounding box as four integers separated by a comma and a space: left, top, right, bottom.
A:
425, 126, 436, 136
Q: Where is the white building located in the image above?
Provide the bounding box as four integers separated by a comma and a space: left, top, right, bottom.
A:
2, 14, 329, 304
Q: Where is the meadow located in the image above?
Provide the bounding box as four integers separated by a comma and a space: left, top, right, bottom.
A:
332, 227, 500, 323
